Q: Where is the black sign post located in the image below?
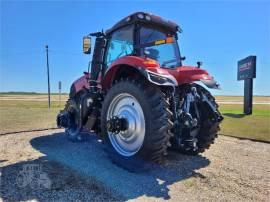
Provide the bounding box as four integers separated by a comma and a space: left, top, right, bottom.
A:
237, 56, 256, 115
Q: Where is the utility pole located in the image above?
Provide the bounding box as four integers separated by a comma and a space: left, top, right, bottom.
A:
58, 81, 61, 107
45, 45, 51, 108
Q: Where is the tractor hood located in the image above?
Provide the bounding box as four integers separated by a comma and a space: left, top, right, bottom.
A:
170, 66, 220, 89
168, 66, 212, 83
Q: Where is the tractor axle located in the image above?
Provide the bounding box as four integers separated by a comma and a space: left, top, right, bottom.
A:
106, 116, 128, 134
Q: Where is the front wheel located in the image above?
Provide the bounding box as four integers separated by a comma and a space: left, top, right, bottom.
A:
62, 98, 86, 142
101, 79, 172, 171
170, 85, 223, 155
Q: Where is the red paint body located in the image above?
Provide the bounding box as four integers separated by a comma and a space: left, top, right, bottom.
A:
73, 73, 89, 92
72, 56, 213, 93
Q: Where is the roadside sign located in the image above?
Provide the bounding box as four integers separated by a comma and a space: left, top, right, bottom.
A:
237, 56, 256, 80
237, 56, 256, 115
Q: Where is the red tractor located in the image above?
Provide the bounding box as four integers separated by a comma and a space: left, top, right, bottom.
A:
57, 12, 223, 170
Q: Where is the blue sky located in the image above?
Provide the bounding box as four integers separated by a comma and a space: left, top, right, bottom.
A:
0, 0, 269, 95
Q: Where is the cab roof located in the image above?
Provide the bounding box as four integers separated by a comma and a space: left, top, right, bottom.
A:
105, 12, 180, 35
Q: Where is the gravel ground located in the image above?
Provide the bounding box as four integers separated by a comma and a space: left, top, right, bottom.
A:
0, 129, 269, 201
0, 129, 120, 202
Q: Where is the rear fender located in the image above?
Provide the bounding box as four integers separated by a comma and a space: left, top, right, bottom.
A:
71, 73, 90, 97
70, 72, 103, 96
102, 56, 178, 90
195, 79, 221, 89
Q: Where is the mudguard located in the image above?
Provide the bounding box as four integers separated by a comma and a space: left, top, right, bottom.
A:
72, 73, 90, 94
102, 55, 220, 90
101, 56, 178, 90
72, 56, 220, 94
71, 72, 102, 96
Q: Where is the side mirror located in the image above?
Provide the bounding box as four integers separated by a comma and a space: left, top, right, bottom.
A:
83, 36, 91, 54
181, 56, 186, 61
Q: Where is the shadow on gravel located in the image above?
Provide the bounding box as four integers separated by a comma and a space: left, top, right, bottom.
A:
29, 132, 210, 200
0, 157, 116, 201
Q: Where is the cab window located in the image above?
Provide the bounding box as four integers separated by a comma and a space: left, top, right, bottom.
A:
139, 26, 181, 68
105, 25, 134, 67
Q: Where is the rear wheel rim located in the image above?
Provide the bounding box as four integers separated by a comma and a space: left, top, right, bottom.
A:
107, 93, 145, 157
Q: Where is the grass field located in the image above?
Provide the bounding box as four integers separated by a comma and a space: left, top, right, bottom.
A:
219, 104, 270, 142
0, 94, 269, 142
0, 100, 62, 134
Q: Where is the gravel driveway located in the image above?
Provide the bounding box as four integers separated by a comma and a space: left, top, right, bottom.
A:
0, 129, 269, 201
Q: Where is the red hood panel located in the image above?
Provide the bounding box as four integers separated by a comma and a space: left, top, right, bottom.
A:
167, 66, 213, 84
144, 64, 213, 85
109, 56, 213, 85
73, 74, 89, 92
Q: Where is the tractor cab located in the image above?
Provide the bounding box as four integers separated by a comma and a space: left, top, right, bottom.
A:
83, 12, 184, 79
104, 12, 183, 68
83, 12, 219, 89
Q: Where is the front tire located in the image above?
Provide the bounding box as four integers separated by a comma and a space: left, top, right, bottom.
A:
101, 79, 172, 171
64, 98, 86, 142
171, 86, 222, 155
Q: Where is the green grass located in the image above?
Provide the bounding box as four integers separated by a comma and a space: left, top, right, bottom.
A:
219, 104, 270, 142
0, 100, 62, 134
0, 94, 269, 143
0, 100, 65, 109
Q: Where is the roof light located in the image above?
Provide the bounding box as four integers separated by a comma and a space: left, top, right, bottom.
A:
137, 13, 144, 19
126, 16, 131, 22
145, 15, 151, 21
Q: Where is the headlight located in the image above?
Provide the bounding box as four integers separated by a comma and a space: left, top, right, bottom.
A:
136, 67, 178, 86
149, 72, 170, 84
147, 71, 177, 86
145, 15, 151, 21
137, 13, 144, 19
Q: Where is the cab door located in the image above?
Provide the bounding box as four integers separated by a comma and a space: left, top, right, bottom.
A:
104, 25, 135, 71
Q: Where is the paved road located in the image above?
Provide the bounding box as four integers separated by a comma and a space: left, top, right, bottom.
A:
1, 129, 270, 201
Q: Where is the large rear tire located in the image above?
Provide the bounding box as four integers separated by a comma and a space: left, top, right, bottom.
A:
101, 79, 172, 171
